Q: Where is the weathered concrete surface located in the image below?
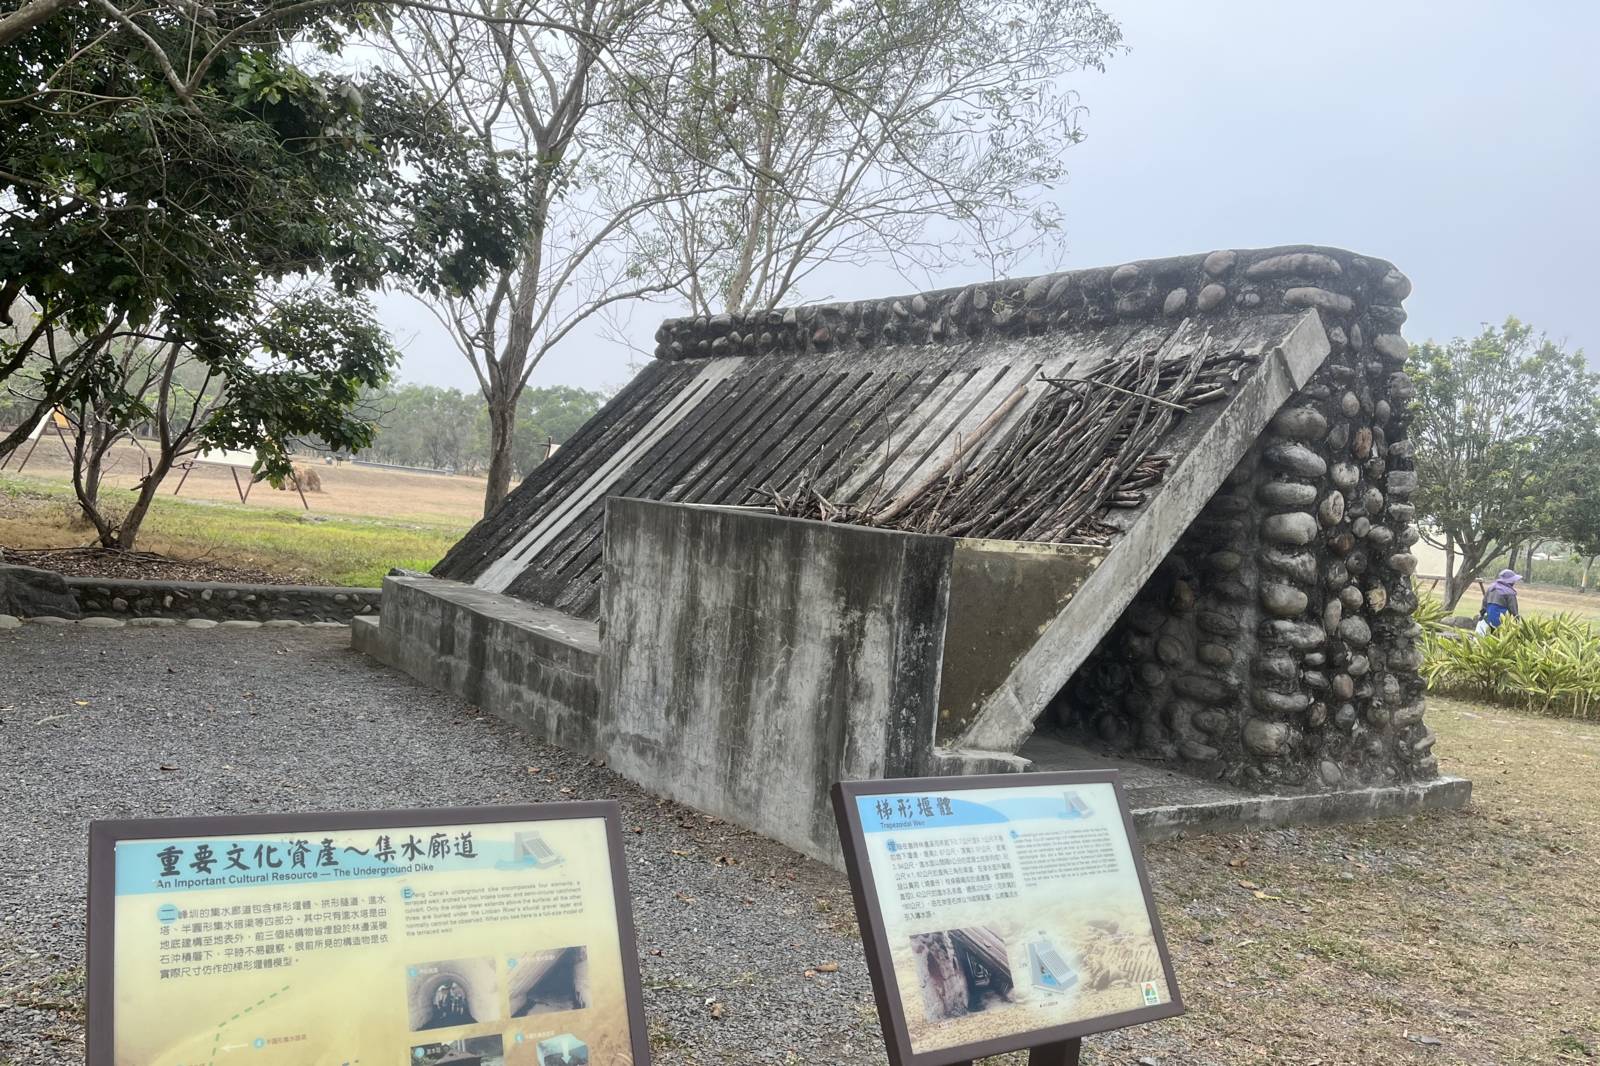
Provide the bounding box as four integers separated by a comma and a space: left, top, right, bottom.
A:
0, 563, 80, 619
373, 245, 1454, 856
599, 499, 952, 863
353, 574, 602, 754
1131, 777, 1472, 841
958, 310, 1331, 753
1018, 730, 1470, 841
937, 538, 1105, 739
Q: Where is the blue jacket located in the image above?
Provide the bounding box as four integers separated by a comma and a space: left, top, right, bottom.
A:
1482, 586, 1519, 628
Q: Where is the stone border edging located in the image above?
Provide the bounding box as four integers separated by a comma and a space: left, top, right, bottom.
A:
0, 563, 380, 624
0, 614, 350, 630
65, 576, 380, 623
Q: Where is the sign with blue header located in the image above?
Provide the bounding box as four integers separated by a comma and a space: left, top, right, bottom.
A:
833, 771, 1182, 1066
88, 803, 651, 1066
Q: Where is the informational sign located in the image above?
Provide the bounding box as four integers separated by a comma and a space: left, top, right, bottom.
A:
88, 803, 650, 1066
832, 771, 1182, 1066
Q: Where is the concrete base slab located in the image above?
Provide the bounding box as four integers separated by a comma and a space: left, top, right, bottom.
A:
1019, 730, 1471, 842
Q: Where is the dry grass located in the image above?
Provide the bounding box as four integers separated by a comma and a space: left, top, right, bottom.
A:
0, 474, 467, 586
1119, 697, 1600, 1066
3, 436, 486, 525
1418, 579, 1600, 625
0, 437, 489, 585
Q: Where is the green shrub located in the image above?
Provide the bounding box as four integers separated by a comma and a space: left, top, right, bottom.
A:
1412, 595, 1453, 635
1421, 610, 1600, 718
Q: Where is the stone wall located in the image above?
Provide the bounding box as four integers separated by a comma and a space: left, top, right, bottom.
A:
1061, 250, 1426, 789
2, 563, 378, 623
31, 572, 378, 622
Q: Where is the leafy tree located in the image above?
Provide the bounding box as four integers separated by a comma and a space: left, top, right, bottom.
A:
1551, 441, 1600, 591
1410, 318, 1599, 608
510, 386, 606, 475
364, 383, 485, 473
0, 0, 526, 469
55, 291, 396, 549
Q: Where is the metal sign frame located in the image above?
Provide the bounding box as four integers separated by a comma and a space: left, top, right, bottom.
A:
88, 801, 652, 1066
832, 770, 1184, 1066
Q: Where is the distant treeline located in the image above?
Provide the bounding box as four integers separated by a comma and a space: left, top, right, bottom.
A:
0, 377, 608, 481
357, 382, 607, 478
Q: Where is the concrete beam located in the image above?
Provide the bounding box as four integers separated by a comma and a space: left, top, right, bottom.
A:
957, 310, 1331, 753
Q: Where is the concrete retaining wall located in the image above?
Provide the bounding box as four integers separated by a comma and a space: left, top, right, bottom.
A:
357, 502, 1108, 863
599, 500, 953, 862
354, 575, 602, 753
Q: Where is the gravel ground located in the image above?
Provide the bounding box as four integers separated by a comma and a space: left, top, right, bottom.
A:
19, 626, 1572, 1066
0, 626, 902, 1066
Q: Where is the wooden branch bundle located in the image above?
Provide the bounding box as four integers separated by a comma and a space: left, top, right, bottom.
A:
754, 337, 1258, 547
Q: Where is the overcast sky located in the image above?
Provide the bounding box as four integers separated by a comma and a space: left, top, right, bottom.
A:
377, 0, 1600, 394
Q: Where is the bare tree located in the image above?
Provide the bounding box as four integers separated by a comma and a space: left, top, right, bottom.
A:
378, 0, 716, 512
622, 0, 1123, 316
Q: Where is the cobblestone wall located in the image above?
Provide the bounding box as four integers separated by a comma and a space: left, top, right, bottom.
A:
1061, 250, 1429, 789
68, 578, 380, 623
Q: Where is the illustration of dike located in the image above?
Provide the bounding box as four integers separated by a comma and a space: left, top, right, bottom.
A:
354, 245, 1470, 864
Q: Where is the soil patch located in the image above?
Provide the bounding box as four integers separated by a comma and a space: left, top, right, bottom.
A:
0, 545, 302, 585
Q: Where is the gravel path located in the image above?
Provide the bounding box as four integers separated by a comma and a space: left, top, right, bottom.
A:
0, 626, 882, 1066
0, 625, 1202, 1066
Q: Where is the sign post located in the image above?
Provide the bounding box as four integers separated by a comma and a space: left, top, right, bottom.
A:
89, 803, 650, 1066
832, 770, 1183, 1066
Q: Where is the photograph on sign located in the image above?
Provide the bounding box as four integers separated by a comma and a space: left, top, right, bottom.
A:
834, 772, 1182, 1064
88, 803, 647, 1066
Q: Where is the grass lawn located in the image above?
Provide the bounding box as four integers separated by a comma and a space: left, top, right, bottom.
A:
1420, 580, 1600, 625
1124, 696, 1600, 1066
0, 474, 466, 586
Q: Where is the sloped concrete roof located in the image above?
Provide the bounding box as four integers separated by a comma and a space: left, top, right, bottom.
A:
436, 247, 1383, 627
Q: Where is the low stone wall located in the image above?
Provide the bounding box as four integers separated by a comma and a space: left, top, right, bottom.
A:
2, 563, 378, 623
68, 578, 379, 623
3, 560, 381, 623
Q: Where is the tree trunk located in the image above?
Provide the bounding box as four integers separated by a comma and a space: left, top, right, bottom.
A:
482, 396, 518, 515
0, 0, 73, 49
70, 416, 122, 547
0, 399, 52, 463
1524, 542, 1536, 583
1584, 556, 1594, 592
118, 455, 176, 552
1443, 546, 1481, 611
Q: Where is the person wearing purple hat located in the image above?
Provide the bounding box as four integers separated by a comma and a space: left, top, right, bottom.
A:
1478, 569, 1522, 630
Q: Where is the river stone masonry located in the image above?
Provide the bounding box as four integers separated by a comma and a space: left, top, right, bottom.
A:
372, 243, 1464, 860
1060, 249, 1428, 790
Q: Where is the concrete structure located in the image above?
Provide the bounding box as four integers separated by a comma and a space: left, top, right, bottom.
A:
356, 246, 1468, 863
